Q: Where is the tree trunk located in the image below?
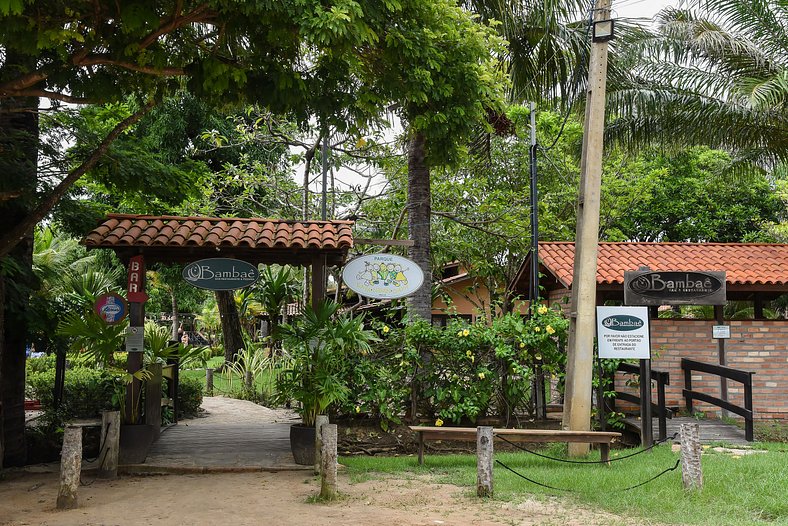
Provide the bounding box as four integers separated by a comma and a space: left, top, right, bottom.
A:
406, 132, 432, 323
170, 289, 179, 341
0, 53, 39, 465
406, 131, 432, 422
216, 290, 243, 364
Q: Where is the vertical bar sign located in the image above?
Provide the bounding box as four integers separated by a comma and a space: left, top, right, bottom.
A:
127, 255, 149, 303
596, 306, 650, 359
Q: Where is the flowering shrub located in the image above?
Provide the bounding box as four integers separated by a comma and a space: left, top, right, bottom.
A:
340, 304, 570, 427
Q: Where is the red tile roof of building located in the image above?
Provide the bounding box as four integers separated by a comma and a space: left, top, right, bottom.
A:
538, 242, 788, 287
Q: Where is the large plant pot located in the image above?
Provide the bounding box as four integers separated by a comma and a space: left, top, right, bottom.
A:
290, 423, 316, 465
119, 424, 156, 464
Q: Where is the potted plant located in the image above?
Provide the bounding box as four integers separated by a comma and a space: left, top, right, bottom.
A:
276, 300, 376, 464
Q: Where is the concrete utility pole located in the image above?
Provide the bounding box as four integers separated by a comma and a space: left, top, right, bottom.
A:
563, 0, 612, 456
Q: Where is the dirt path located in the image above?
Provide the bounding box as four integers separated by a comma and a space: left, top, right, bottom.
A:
1, 397, 646, 525
0, 469, 636, 526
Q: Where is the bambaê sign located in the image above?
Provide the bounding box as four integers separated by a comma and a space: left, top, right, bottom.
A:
624, 270, 726, 306
182, 258, 259, 290
597, 306, 651, 359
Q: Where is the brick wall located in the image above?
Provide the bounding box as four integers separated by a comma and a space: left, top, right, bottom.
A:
615, 319, 788, 421
546, 288, 787, 421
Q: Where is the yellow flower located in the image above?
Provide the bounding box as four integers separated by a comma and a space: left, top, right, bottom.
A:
534, 326, 541, 332
435, 418, 444, 427
546, 325, 555, 335
470, 354, 475, 363
519, 342, 525, 349
457, 330, 463, 337
538, 305, 548, 315
466, 350, 472, 357
478, 372, 485, 380
355, 405, 361, 413
534, 353, 542, 361
382, 325, 390, 333
462, 329, 470, 337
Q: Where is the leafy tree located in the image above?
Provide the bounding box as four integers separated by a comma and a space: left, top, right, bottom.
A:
601, 148, 785, 242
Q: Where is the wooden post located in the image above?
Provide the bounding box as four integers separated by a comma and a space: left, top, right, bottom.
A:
476, 426, 494, 498
145, 362, 162, 441
564, 0, 612, 457
206, 368, 214, 396
98, 410, 120, 479
715, 304, 728, 418
320, 423, 338, 500
640, 359, 653, 448
314, 415, 329, 475
311, 254, 327, 311
57, 426, 82, 510
680, 422, 703, 490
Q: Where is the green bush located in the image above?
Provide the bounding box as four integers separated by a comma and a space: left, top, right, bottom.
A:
27, 367, 121, 418
177, 374, 203, 418
26, 354, 57, 374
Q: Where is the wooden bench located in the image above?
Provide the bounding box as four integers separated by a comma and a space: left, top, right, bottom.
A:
409, 426, 622, 465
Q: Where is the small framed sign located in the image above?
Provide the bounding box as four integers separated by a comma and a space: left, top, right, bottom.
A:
712, 325, 731, 339
125, 326, 144, 353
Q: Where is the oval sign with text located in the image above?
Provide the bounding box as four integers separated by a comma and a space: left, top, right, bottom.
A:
601, 315, 644, 332
182, 258, 259, 291
342, 254, 424, 300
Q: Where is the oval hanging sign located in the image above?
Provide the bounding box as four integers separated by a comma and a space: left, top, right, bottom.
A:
342, 254, 424, 300
182, 258, 260, 291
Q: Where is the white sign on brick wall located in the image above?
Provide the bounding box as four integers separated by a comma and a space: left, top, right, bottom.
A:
597, 306, 650, 359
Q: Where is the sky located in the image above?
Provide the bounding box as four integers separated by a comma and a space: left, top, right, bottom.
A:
613, 0, 680, 20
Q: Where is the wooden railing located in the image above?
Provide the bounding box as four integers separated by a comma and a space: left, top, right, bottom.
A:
681, 358, 755, 441
601, 362, 672, 441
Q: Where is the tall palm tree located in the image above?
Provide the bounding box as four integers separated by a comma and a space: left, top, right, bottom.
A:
467, 0, 595, 105
607, 0, 788, 170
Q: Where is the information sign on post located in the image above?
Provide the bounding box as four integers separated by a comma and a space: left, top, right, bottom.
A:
596, 306, 651, 359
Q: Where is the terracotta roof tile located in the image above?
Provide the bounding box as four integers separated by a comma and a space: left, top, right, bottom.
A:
83, 214, 355, 253
538, 242, 788, 287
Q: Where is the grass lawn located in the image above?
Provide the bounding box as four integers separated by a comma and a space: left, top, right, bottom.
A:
341, 442, 788, 526
180, 356, 278, 399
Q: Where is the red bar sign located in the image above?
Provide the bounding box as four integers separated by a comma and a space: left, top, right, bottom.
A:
127, 255, 149, 303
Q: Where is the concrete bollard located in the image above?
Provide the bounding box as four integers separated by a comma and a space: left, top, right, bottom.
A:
206, 368, 214, 396
98, 411, 120, 479
57, 426, 82, 510
680, 422, 703, 490
477, 426, 494, 498
314, 415, 329, 475
320, 424, 338, 500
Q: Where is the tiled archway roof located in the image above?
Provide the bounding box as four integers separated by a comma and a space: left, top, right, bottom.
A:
82, 214, 354, 266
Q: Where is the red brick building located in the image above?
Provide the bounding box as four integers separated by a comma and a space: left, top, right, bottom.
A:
511, 242, 788, 421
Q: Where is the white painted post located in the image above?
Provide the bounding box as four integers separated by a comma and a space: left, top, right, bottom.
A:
680, 422, 703, 490
98, 410, 120, 479
57, 426, 82, 509
477, 426, 494, 498
314, 415, 329, 475
320, 423, 338, 500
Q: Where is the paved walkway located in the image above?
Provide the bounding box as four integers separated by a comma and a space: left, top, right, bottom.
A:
129, 397, 311, 473
624, 416, 750, 445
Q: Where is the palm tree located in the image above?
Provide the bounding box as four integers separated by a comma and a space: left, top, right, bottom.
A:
607, 0, 788, 170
